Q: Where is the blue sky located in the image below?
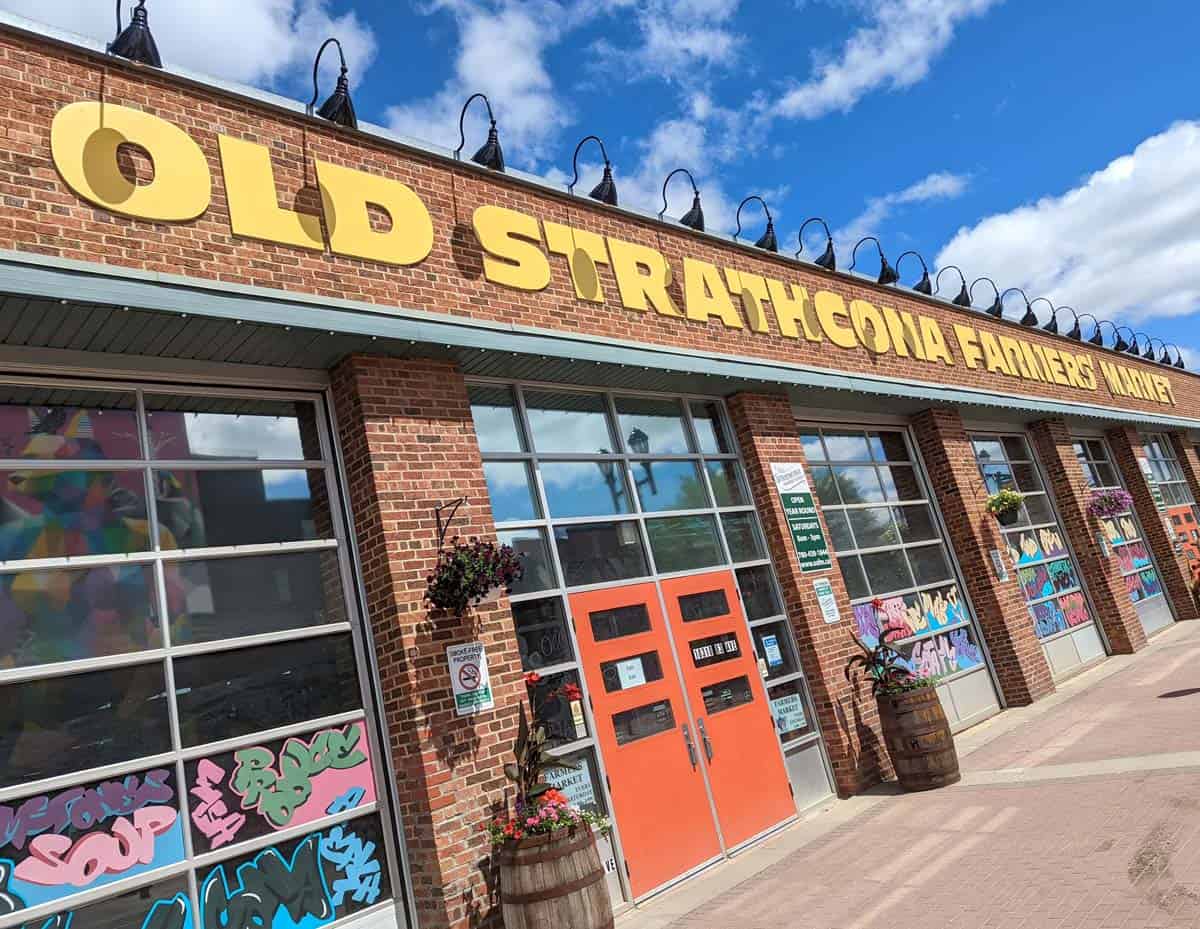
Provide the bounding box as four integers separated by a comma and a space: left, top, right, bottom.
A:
7, 0, 1200, 357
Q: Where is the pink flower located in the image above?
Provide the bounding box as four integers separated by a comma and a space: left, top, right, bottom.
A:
526, 817, 539, 827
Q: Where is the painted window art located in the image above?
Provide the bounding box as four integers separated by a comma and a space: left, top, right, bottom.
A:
0, 385, 400, 929
1074, 439, 1166, 609
1144, 433, 1200, 584
971, 434, 1099, 641
800, 426, 988, 682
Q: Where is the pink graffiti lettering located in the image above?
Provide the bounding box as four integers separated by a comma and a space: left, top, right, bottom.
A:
189, 760, 246, 850
13, 806, 177, 888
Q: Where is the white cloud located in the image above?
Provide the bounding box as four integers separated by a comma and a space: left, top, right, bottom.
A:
936, 121, 1200, 329
2, 0, 377, 90
385, 1, 574, 165
588, 0, 743, 85
774, 0, 1001, 120
834, 170, 970, 266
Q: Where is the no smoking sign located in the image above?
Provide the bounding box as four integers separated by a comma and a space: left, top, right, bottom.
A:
447, 642, 495, 716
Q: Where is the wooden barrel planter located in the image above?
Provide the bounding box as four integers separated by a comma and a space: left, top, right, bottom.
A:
876, 685, 960, 792
500, 827, 613, 929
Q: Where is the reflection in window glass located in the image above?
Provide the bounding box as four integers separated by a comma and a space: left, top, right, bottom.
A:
541, 461, 631, 517
893, 505, 939, 543
146, 396, 316, 461
861, 549, 914, 595
555, 521, 648, 587
908, 544, 953, 586
0, 663, 170, 788
616, 397, 691, 455
701, 675, 754, 714
810, 467, 840, 506
500, 527, 556, 595
1, 564, 159, 668
529, 670, 588, 746
524, 391, 613, 453
468, 385, 526, 452
869, 431, 910, 462
689, 401, 732, 454
20, 876, 192, 929
825, 510, 855, 552
822, 430, 871, 461
722, 511, 765, 562
174, 634, 360, 747
635, 460, 709, 512
835, 467, 884, 503
798, 433, 825, 462
0, 399, 139, 461
847, 507, 897, 550
513, 598, 575, 669
752, 620, 798, 678
0, 470, 151, 560
613, 700, 675, 745
645, 515, 724, 573
154, 469, 323, 549
838, 555, 869, 600
167, 550, 345, 646
706, 460, 748, 507
736, 564, 782, 620
483, 461, 541, 522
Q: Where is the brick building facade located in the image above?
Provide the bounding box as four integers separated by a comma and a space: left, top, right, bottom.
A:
0, 15, 1198, 929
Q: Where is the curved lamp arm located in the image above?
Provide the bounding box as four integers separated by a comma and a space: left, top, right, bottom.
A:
734, 196, 777, 251
1077, 313, 1102, 346
796, 217, 836, 270
896, 251, 932, 294
971, 277, 1003, 317
1149, 337, 1171, 364
308, 37, 347, 115
455, 92, 501, 167
1166, 343, 1186, 369
568, 135, 611, 195
1043, 304, 1078, 336
659, 168, 698, 219
849, 236, 899, 285
1114, 325, 1136, 353
1026, 297, 1053, 328
935, 265, 972, 307
658, 169, 704, 230
1130, 330, 1153, 357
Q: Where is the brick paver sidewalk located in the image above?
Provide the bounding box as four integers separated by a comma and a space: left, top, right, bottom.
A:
624, 621, 1200, 929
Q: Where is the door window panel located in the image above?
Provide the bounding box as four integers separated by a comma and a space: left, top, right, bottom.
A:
645, 515, 724, 573
555, 521, 649, 586
601, 651, 664, 692
167, 550, 346, 646
972, 433, 1098, 640
0, 663, 171, 787
589, 602, 653, 641
1, 564, 160, 668
173, 634, 361, 747
700, 675, 754, 715
613, 700, 675, 745
678, 588, 731, 622
513, 597, 576, 669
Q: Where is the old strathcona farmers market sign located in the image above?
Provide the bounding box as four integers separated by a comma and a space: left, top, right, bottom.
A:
49, 101, 1177, 408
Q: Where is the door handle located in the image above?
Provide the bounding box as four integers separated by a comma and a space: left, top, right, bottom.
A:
697, 718, 714, 763
681, 724, 699, 770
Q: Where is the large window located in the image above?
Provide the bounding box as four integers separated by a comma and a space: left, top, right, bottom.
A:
471, 385, 820, 784
971, 433, 1097, 640
1145, 433, 1200, 582
0, 385, 399, 929
801, 426, 987, 682
1073, 439, 1164, 607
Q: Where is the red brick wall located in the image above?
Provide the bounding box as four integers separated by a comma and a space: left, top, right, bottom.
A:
727, 392, 892, 794
331, 355, 522, 929
0, 29, 1198, 422
1105, 427, 1200, 622
910, 408, 1054, 705
1027, 419, 1146, 654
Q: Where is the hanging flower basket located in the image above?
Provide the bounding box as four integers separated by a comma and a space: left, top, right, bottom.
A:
1087, 487, 1133, 520
425, 536, 524, 616
985, 488, 1025, 518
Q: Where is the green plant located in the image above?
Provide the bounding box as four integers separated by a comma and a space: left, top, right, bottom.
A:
986, 488, 1025, 518
425, 536, 523, 615
844, 623, 925, 696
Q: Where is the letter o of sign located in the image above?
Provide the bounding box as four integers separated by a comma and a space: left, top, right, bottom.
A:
51, 102, 212, 222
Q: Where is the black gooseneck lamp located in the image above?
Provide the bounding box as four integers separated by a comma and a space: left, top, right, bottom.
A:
1043, 305, 1080, 338
849, 237, 899, 285
934, 265, 972, 307
1025, 297, 1052, 328
110, 0, 162, 67
1114, 326, 1135, 354
658, 169, 704, 231
1135, 332, 1156, 360
1077, 313, 1102, 346
454, 93, 504, 171
971, 278, 1004, 317
796, 218, 836, 270
568, 136, 618, 206
1091, 319, 1118, 348
1150, 338, 1171, 365
307, 38, 357, 129
1166, 343, 1186, 370
734, 196, 778, 252
896, 251, 933, 295
1129, 331, 1152, 358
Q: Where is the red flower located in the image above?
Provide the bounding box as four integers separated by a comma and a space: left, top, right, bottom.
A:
540, 789, 569, 806
524, 671, 542, 688
556, 683, 583, 702
870, 597, 885, 612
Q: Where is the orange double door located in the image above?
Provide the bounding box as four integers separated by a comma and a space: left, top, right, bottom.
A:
570, 569, 795, 899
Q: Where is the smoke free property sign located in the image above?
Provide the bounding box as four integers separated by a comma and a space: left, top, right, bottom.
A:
771, 462, 833, 573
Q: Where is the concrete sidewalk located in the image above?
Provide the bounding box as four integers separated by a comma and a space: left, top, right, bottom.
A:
618, 621, 1200, 929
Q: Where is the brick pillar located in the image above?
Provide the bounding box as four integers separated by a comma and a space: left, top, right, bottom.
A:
1112, 428, 1200, 619
727, 391, 891, 796
332, 355, 523, 929
1028, 419, 1146, 654
910, 408, 1054, 705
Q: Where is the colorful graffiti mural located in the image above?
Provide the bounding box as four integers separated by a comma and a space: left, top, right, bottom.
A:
0, 769, 185, 913
1030, 591, 1091, 639
1017, 559, 1080, 602
851, 584, 967, 645
186, 722, 377, 854
1099, 515, 1139, 547
1115, 542, 1153, 575
198, 815, 388, 929
0, 874, 192, 929
1125, 568, 1163, 603
1005, 526, 1067, 567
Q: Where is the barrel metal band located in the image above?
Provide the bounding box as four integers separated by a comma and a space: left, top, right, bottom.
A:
507, 830, 595, 864
502, 868, 607, 904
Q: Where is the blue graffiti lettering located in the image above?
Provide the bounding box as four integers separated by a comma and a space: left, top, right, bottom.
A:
324, 789, 365, 817
200, 834, 333, 929
319, 827, 381, 908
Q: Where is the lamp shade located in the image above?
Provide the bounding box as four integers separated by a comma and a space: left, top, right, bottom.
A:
110, 1, 162, 68
877, 257, 899, 286
679, 192, 705, 231
472, 124, 505, 171
815, 238, 836, 270
755, 220, 779, 253
317, 70, 357, 128
589, 164, 618, 206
